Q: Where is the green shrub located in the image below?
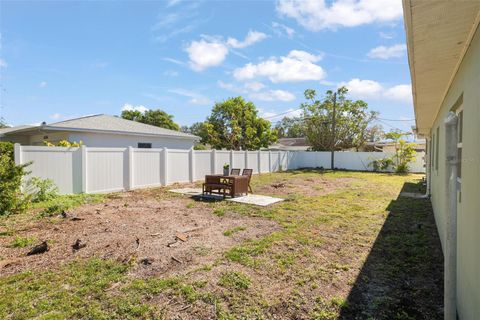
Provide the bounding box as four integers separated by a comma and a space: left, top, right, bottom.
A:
26, 177, 59, 203
0, 142, 31, 215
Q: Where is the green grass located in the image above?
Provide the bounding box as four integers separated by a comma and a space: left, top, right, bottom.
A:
9, 236, 36, 248
218, 271, 251, 290
0, 170, 442, 319
33, 193, 106, 217
223, 226, 246, 236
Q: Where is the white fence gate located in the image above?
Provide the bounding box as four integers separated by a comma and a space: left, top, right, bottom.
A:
14, 144, 425, 194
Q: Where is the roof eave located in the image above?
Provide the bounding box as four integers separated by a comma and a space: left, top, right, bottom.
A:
4, 125, 199, 141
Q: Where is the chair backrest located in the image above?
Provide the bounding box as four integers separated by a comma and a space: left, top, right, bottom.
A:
230, 168, 241, 176
242, 169, 253, 180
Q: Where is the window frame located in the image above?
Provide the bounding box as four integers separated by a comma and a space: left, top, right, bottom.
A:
137, 142, 152, 149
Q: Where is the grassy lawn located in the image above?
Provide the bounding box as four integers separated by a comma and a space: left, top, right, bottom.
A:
0, 170, 443, 319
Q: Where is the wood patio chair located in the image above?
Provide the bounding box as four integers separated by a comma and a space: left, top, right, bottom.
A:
242, 168, 253, 193
230, 168, 241, 176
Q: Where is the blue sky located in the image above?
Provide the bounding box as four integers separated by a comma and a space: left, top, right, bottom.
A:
0, 0, 415, 132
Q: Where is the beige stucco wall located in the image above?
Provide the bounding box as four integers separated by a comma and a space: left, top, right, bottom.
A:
427, 25, 480, 319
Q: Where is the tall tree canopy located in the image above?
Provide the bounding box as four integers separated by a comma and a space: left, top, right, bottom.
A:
0, 117, 9, 129
201, 96, 277, 150
302, 87, 378, 151
121, 109, 180, 131
275, 116, 306, 138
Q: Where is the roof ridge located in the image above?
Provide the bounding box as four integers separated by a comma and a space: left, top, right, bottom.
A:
48, 114, 104, 125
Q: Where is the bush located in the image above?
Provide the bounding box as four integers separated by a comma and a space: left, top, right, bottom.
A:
26, 177, 59, 203
0, 142, 31, 215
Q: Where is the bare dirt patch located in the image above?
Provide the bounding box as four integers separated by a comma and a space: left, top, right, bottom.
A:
0, 187, 279, 277
256, 175, 358, 197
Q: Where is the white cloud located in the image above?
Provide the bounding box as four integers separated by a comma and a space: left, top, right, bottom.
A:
244, 82, 265, 92
339, 79, 412, 103
259, 108, 303, 120
169, 88, 211, 105
368, 44, 406, 59
39, 81, 48, 88
379, 31, 395, 39
0, 58, 7, 68
227, 30, 268, 49
185, 39, 229, 71
166, 0, 182, 7
276, 0, 403, 31
50, 113, 62, 120
122, 103, 149, 113
250, 90, 296, 102
339, 78, 383, 98
384, 84, 412, 102
272, 22, 295, 37
233, 50, 325, 83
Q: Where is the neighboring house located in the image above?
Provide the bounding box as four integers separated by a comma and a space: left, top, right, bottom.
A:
403, 1, 480, 318
268, 137, 310, 151
0, 114, 199, 149
360, 139, 426, 153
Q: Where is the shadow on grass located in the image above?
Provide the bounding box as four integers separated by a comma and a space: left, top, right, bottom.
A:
339, 181, 444, 319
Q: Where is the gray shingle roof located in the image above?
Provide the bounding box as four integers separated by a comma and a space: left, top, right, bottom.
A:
45, 114, 198, 139
0, 125, 35, 136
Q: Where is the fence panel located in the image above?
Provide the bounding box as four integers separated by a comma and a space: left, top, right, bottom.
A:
194, 151, 212, 180
259, 151, 270, 173
14, 145, 425, 195
247, 152, 259, 173
167, 149, 190, 183
233, 151, 246, 170
133, 149, 163, 188
87, 148, 126, 193
20, 146, 80, 194
215, 151, 231, 174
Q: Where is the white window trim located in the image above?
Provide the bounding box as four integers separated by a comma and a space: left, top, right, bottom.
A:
456, 105, 463, 184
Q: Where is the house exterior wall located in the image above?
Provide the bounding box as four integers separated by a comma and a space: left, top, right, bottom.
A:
67, 132, 195, 149
427, 26, 480, 319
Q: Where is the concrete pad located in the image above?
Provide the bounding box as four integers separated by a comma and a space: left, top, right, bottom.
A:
400, 192, 429, 199
227, 194, 284, 206
168, 188, 203, 195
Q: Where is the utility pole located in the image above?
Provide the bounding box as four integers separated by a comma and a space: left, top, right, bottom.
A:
330, 92, 337, 171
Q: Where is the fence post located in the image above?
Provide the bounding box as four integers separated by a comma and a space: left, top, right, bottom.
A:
245, 150, 248, 169
161, 148, 168, 186
269, 151, 272, 172
127, 146, 134, 190
257, 150, 261, 174
189, 148, 195, 182
211, 149, 216, 174
14, 143, 22, 165
230, 150, 234, 169
278, 152, 281, 171
81, 145, 88, 193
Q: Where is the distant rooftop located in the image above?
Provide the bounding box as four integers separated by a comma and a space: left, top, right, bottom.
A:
0, 114, 199, 140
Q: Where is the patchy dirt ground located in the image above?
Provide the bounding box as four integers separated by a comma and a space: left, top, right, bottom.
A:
0, 187, 279, 277
0, 172, 443, 320
254, 175, 358, 197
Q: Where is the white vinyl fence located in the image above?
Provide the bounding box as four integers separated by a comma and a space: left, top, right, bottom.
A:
14, 144, 425, 194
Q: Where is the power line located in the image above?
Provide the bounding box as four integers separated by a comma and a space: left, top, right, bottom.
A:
377, 117, 415, 122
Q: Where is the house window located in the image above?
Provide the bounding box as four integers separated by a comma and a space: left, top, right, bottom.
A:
435, 127, 439, 172
138, 143, 152, 149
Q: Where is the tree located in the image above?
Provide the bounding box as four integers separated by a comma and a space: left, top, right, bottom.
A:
275, 117, 306, 138
385, 130, 416, 173
301, 87, 378, 151
0, 117, 9, 129
121, 109, 180, 131
202, 96, 277, 150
